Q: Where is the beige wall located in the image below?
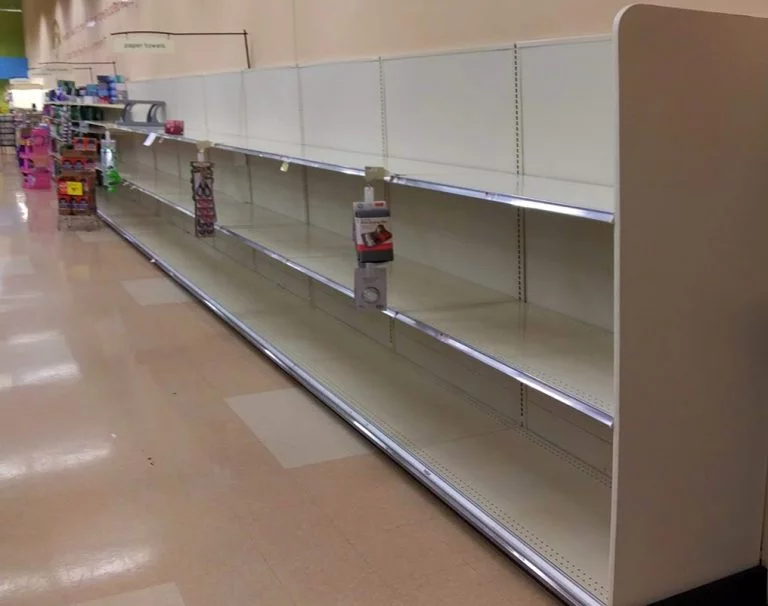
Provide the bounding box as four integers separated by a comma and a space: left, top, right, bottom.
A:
22, 0, 768, 80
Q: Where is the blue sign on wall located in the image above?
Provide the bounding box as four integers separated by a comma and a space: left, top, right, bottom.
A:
0, 57, 28, 79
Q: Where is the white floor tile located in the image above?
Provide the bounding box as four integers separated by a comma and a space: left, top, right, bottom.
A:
0, 331, 80, 389
0, 256, 34, 276
121, 278, 191, 306
72, 583, 186, 606
227, 388, 371, 468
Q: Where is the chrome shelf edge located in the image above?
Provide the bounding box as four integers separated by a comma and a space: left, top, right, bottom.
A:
214, 142, 367, 177
215, 225, 357, 299
387, 175, 615, 223
113, 126, 614, 222
121, 178, 194, 218
119, 182, 614, 428
97, 208, 605, 606
394, 313, 614, 427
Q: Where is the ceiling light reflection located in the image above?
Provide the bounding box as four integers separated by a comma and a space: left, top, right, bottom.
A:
0, 441, 113, 482
0, 573, 52, 597
6, 330, 62, 345
0, 547, 154, 599
16, 200, 28, 223
56, 547, 153, 586
19, 362, 80, 386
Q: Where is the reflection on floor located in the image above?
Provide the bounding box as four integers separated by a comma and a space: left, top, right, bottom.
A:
0, 157, 559, 605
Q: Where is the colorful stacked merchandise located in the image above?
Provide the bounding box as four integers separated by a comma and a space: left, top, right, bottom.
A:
57, 171, 96, 218
97, 75, 128, 104
18, 126, 51, 190
59, 109, 72, 145
57, 135, 100, 230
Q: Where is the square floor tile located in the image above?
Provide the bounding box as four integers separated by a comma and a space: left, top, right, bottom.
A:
227, 388, 371, 468
0, 256, 34, 276
77, 230, 118, 243
73, 583, 186, 606
121, 278, 191, 306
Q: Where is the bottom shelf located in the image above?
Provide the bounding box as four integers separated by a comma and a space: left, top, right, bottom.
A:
98, 193, 611, 606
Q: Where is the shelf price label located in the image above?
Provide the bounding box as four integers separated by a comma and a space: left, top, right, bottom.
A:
66, 181, 84, 196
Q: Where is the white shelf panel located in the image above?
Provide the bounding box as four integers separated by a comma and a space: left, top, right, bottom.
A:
114, 165, 614, 421
111, 126, 615, 221
98, 193, 611, 605
383, 49, 518, 172
412, 301, 614, 415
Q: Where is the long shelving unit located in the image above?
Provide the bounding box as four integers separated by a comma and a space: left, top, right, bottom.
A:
87, 7, 768, 605
117, 161, 614, 422
97, 190, 612, 605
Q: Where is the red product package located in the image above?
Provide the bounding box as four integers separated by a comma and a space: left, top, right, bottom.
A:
165, 120, 184, 136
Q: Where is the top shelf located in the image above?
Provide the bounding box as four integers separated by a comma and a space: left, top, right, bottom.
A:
98, 124, 615, 223
46, 101, 126, 110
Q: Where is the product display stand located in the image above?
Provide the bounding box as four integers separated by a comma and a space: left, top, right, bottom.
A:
18, 125, 51, 190
56, 135, 101, 231
0, 115, 17, 153
95, 6, 768, 605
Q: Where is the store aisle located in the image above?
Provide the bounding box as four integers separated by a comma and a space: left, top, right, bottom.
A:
0, 158, 558, 606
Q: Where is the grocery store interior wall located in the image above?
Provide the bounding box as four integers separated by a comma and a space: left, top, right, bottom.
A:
0, 0, 24, 110
0, 0, 23, 57
22, 0, 768, 80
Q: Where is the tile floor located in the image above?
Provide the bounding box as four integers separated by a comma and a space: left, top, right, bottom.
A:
0, 158, 559, 605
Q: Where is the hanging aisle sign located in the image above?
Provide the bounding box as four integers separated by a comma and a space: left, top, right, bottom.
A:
113, 34, 175, 54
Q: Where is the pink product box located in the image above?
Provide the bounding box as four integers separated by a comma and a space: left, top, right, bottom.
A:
21, 157, 48, 171
23, 172, 52, 190
23, 145, 48, 156
28, 137, 50, 149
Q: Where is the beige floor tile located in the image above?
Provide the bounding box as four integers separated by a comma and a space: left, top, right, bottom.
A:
250, 501, 353, 567
281, 563, 401, 606
73, 583, 186, 606
119, 303, 220, 351
393, 563, 519, 606
76, 230, 119, 244
429, 510, 561, 604
346, 518, 467, 586
121, 278, 191, 306
292, 454, 439, 536
227, 388, 371, 468
184, 335, 294, 397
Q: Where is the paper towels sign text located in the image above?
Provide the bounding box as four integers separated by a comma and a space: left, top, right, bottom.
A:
114, 36, 175, 54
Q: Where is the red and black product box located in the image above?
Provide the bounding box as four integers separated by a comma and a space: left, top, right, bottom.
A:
57, 171, 96, 216
59, 149, 98, 172
72, 136, 99, 152
353, 200, 393, 264
190, 161, 216, 237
